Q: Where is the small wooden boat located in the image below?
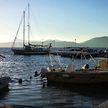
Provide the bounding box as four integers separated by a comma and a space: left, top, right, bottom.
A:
41, 54, 108, 85
0, 76, 10, 91
0, 55, 10, 91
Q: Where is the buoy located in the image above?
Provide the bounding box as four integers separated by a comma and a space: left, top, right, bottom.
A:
34, 71, 38, 77
18, 78, 22, 84
30, 76, 32, 79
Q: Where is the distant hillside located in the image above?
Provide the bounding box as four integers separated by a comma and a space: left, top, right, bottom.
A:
0, 42, 12, 48
81, 36, 108, 48
43, 40, 76, 47
0, 40, 77, 48
0, 36, 108, 48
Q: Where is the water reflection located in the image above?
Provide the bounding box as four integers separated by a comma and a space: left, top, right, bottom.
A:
47, 82, 108, 97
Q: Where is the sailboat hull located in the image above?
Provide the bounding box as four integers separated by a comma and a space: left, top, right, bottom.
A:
12, 48, 49, 55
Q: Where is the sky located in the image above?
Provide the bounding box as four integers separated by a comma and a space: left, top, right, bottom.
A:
0, 0, 108, 43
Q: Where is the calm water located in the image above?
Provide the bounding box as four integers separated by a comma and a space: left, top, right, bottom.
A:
0, 48, 108, 108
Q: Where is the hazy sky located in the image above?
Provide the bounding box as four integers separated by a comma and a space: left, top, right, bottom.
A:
0, 0, 108, 43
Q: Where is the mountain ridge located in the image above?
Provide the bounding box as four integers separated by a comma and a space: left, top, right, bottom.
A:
0, 36, 108, 48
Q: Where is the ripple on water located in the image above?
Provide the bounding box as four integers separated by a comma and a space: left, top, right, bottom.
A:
0, 48, 108, 107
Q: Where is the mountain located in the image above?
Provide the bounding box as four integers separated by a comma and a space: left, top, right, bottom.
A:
0, 40, 77, 48
0, 42, 13, 48
0, 36, 108, 48
43, 40, 77, 47
80, 36, 108, 48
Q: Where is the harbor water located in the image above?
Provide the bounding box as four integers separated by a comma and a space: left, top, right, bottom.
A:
0, 48, 108, 108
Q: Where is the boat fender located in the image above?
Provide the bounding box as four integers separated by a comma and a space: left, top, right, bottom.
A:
52, 69, 56, 71
85, 64, 89, 69
82, 64, 89, 69
47, 65, 54, 72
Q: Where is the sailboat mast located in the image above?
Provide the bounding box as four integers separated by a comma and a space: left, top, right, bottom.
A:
23, 11, 25, 47
28, 3, 30, 45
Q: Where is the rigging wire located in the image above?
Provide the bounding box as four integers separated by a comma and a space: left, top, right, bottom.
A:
11, 13, 23, 49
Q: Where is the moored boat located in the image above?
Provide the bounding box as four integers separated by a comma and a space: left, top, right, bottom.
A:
46, 67, 108, 85
0, 76, 11, 91
11, 3, 52, 55
12, 44, 52, 55
0, 55, 10, 91
41, 53, 108, 85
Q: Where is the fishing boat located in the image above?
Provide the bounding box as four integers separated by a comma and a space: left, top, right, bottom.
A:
11, 4, 52, 55
41, 53, 108, 85
0, 55, 10, 91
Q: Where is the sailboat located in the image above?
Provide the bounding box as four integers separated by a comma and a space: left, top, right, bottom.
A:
11, 4, 52, 55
